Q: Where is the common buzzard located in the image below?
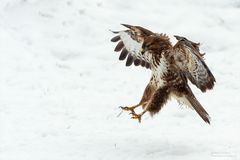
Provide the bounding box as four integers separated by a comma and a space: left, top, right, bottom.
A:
110, 24, 215, 124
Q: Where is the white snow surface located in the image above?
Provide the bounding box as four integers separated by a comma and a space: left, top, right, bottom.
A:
0, 0, 240, 159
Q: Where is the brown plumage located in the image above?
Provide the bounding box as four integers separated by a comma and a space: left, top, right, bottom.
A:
111, 24, 216, 124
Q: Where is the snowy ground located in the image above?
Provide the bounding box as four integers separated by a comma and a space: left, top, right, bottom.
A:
0, 0, 240, 160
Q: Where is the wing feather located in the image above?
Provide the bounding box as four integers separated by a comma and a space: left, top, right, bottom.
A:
141, 60, 146, 67
126, 54, 134, 66
173, 38, 215, 92
134, 59, 141, 66
114, 41, 124, 52
110, 24, 153, 69
119, 48, 128, 60
111, 35, 121, 42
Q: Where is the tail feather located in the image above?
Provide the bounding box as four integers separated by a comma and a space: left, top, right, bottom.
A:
185, 90, 211, 124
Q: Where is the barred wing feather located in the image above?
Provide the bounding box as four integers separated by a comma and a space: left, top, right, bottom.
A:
173, 39, 216, 92
110, 24, 153, 69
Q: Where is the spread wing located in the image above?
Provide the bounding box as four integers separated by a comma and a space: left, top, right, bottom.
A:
173, 36, 216, 92
110, 24, 153, 69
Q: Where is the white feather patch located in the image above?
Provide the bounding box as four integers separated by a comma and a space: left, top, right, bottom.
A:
119, 31, 143, 58
170, 93, 193, 109
152, 56, 168, 88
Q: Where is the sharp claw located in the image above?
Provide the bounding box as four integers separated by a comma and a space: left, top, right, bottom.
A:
131, 116, 141, 123
120, 106, 135, 112
120, 106, 128, 110
119, 105, 142, 123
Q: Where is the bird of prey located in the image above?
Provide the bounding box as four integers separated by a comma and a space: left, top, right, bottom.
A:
110, 24, 215, 124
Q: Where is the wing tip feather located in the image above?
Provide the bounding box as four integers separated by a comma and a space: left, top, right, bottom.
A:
111, 35, 120, 42
119, 48, 128, 60
126, 55, 134, 66
121, 24, 133, 29
114, 41, 124, 52
199, 79, 215, 92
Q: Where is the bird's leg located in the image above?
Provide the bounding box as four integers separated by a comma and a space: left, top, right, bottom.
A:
120, 83, 155, 123
131, 86, 170, 123
120, 104, 141, 115
120, 101, 148, 115
130, 104, 150, 123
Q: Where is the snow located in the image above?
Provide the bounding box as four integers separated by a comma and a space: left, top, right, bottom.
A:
0, 0, 240, 159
